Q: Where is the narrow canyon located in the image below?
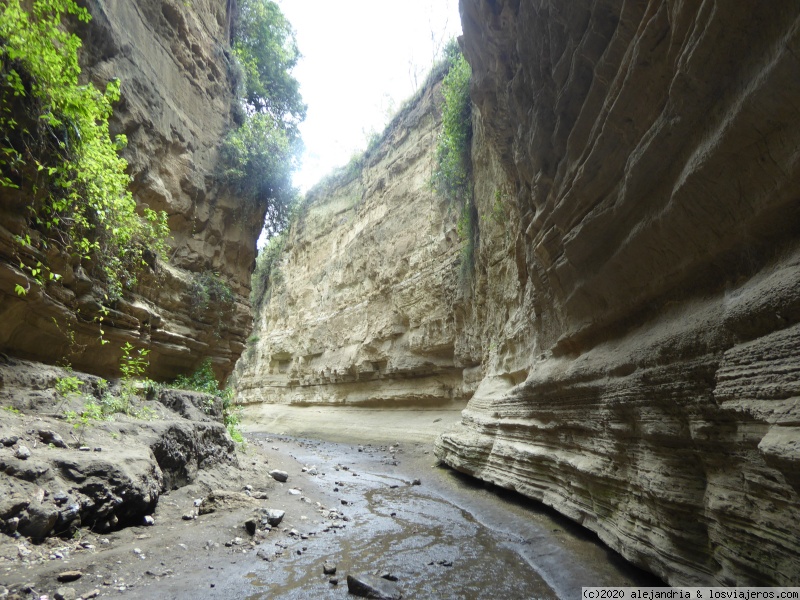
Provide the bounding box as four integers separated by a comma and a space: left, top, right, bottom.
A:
0, 0, 798, 597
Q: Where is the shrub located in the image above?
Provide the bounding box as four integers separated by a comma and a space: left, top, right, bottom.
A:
250, 231, 286, 307
173, 358, 242, 442
190, 270, 234, 314
432, 44, 472, 204
0, 0, 169, 299
431, 42, 477, 286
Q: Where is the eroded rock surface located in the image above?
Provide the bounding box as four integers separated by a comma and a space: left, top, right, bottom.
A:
234, 77, 473, 408
436, 0, 800, 586
0, 0, 259, 381
235, 0, 800, 586
0, 358, 237, 540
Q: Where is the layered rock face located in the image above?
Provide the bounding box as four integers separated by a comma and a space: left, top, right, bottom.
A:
0, 0, 258, 380
436, 0, 800, 586
234, 79, 474, 407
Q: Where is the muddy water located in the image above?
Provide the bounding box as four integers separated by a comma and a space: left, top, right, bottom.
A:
242, 436, 556, 599
234, 428, 660, 599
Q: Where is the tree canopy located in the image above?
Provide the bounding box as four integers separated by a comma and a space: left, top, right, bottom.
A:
223, 0, 306, 235
232, 0, 305, 136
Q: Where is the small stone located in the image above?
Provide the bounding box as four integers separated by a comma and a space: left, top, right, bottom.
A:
142, 515, 155, 526
307, 467, 318, 475
0, 435, 18, 446
288, 488, 301, 495
15, 445, 31, 460
54, 587, 76, 600
412, 478, 421, 486
84, 590, 100, 599
380, 572, 398, 582
329, 577, 339, 585
262, 509, 285, 526
93, 447, 102, 452
133, 548, 142, 555
6, 517, 19, 533
56, 571, 82, 583
244, 485, 253, 492
341, 499, 349, 506
38, 430, 67, 448
182, 513, 195, 521
244, 519, 257, 536
346, 574, 401, 599
78, 446, 91, 452
269, 469, 289, 483
322, 562, 337, 575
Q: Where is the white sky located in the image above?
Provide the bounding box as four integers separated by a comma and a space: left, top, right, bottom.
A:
275, 0, 462, 192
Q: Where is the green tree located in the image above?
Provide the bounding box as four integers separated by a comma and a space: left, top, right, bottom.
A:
224, 0, 305, 236
231, 0, 305, 135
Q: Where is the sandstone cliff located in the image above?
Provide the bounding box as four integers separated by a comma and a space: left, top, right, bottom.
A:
233, 76, 475, 407
0, 0, 260, 380
235, 0, 800, 587
436, 0, 800, 586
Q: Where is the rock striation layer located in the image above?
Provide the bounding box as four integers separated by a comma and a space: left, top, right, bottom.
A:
236, 0, 800, 586
436, 0, 800, 586
234, 77, 473, 408
0, 357, 237, 538
0, 0, 259, 381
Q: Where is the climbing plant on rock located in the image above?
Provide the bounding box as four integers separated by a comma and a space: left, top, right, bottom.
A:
0, 0, 169, 300
431, 40, 476, 285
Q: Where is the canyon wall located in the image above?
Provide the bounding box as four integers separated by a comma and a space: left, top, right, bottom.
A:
236, 0, 800, 587
437, 0, 800, 586
0, 0, 260, 380
233, 77, 477, 407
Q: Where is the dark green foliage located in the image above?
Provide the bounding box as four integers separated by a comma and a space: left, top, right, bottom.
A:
432, 43, 472, 204
223, 0, 305, 237
0, 0, 169, 299
431, 41, 477, 286
190, 271, 235, 314
174, 357, 226, 397
230, 0, 305, 135
250, 231, 286, 307
173, 358, 242, 442
457, 200, 478, 285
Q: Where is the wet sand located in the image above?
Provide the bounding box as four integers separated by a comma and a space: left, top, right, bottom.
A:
3, 404, 659, 599
238, 403, 663, 598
